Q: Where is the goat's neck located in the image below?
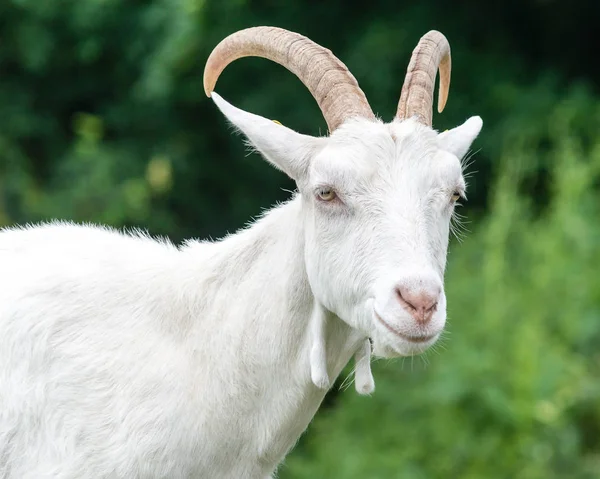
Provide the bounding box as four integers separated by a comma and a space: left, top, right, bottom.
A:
184, 197, 364, 469
182, 196, 363, 464
188, 195, 363, 379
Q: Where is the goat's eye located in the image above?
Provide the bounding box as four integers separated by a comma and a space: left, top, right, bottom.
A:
316, 187, 336, 202
451, 191, 462, 202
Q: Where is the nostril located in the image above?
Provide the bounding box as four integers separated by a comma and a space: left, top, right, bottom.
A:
395, 287, 416, 311
423, 299, 438, 313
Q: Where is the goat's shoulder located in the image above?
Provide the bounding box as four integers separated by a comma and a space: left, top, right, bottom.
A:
0, 221, 186, 299
0, 221, 201, 337
0, 220, 174, 256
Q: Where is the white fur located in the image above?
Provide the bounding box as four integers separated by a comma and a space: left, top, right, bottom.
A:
354, 339, 375, 395
0, 92, 482, 478
309, 300, 330, 390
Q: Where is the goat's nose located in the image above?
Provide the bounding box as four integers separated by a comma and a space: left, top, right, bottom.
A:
395, 286, 440, 325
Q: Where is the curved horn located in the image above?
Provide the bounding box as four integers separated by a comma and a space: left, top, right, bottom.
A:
396, 30, 451, 126
204, 26, 375, 132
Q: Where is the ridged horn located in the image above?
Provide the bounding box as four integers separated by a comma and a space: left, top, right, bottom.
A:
204, 26, 375, 132
396, 30, 451, 126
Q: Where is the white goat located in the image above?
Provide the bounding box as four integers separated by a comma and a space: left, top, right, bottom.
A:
0, 27, 482, 478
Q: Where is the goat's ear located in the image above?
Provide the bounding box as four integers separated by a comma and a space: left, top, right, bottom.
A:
437, 116, 483, 159
211, 93, 324, 181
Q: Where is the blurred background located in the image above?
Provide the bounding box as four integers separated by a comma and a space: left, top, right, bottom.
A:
1, 0, 599, 477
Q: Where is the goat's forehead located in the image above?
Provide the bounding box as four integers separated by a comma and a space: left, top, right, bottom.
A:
311, 119, 456, 183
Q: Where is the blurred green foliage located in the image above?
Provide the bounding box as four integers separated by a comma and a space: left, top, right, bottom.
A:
1, 0, 599, 477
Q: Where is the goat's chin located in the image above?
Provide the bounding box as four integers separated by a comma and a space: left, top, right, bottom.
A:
370, 321, 443, 358
371, 337, 438, 358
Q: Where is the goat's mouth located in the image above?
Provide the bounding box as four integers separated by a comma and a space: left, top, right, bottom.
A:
373, 311, 437, 344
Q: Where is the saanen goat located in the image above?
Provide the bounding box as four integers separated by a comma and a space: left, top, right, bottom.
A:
0, 27, 483, 478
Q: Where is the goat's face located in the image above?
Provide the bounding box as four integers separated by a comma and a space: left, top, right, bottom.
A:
211, 93, 482, 358
301, 118, 482, 357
